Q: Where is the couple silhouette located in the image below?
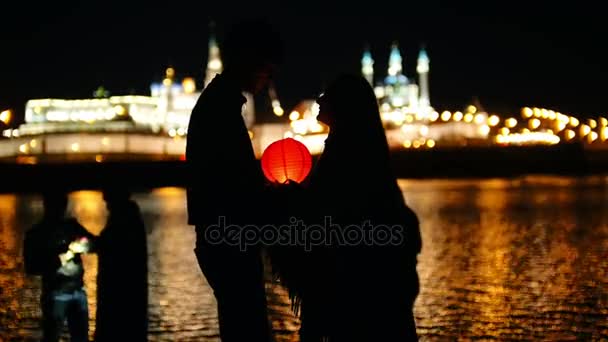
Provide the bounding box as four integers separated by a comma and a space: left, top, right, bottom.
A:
186, 19, 421, 342
24, 189, 148, 342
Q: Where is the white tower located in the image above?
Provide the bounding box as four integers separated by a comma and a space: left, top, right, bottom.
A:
388, 42, 403, 76
204, 25, 223, 88
361, 46, 374, 85
417, 48, 430, 108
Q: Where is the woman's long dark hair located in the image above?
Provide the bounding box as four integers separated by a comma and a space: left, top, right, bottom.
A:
314, 73, 395, 194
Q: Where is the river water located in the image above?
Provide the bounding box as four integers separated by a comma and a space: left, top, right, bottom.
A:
1, 176, 607, 341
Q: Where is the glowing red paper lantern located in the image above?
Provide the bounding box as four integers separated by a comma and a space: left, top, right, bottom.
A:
261, 138, 312, 184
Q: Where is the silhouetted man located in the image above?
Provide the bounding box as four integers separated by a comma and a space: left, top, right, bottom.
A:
23, 191, 95, 342
186, 19, 283, 342
95, 188, 148, 342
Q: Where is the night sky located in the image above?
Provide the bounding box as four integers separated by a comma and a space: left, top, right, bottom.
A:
2, 1, 607, 124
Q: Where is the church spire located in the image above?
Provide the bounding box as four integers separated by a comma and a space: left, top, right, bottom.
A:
204, 22, 223, 88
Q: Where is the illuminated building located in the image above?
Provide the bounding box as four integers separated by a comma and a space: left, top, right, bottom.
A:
0, 33, 264, 162
3, 28, 605, 162
368, 42, 433, 121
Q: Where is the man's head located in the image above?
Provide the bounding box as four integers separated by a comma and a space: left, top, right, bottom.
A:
42, 191, 68, 220
222, 19, 284, 94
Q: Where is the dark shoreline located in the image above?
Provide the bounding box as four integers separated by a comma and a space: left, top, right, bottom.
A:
1, 143, 605, 194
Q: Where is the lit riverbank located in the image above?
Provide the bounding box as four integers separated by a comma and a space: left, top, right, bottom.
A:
0, 143, 604, 193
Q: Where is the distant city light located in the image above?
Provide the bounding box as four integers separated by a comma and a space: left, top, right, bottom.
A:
529, 118, 541, 129
429, 111, 439, 122
208, 59, 222, 70
311, 122, 324, 133
580, 124, 591, 137
500, 127, 510, 135
474, 113, 485, 124
420, 125, 429, 136
570, 117, 580, 127
441, 111, 451, 122
505, 118, 517, 128
588, 131, 598, 143
114, 105, 127, 116
601, 127, 608, 141
289, 111, 300, 121
589, 119, 597, 129
273, 106, 284, 116
71, 143, 80, 152
466, 105, 477, 114
426, 139, 436, 148
522, 107, 533, 118
557, 113, 569, 123
479, 124, 490, 135
463, 113, 474, 123
182, 77, 196, 94
0, 109, 12, 124
391, 111, 405, 124
453, 111, 463, 122
495, 132, 560, 145
290, 120, 308, 135
541, 109, 549, 119
165, 67, 175, 79
488, 115, 500, 127
565, 129, 575, 141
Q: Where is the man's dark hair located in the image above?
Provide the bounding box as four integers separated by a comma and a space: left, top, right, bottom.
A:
222, 19, 284, 70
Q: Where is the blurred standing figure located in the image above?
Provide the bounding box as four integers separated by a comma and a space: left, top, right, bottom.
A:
95, 188, 148, 342
24, 191, 95, 342
186, 18, 283, 342
305, 74, 421, 341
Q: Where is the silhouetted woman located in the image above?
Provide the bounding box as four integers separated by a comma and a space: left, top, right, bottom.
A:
302, 74, 421, 341
95, 189, 148, 342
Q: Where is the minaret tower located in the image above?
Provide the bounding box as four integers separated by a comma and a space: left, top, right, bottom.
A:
204, 22, 223, 88
388, 42, 403, 76
361, 45, 374, 85
417, 47, 430, 108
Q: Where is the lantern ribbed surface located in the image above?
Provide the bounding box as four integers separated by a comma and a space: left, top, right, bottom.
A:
261, 138, 312, 184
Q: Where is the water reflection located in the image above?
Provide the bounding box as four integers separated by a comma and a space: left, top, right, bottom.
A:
400, 177, 608, 340
1, 176, 607, 341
